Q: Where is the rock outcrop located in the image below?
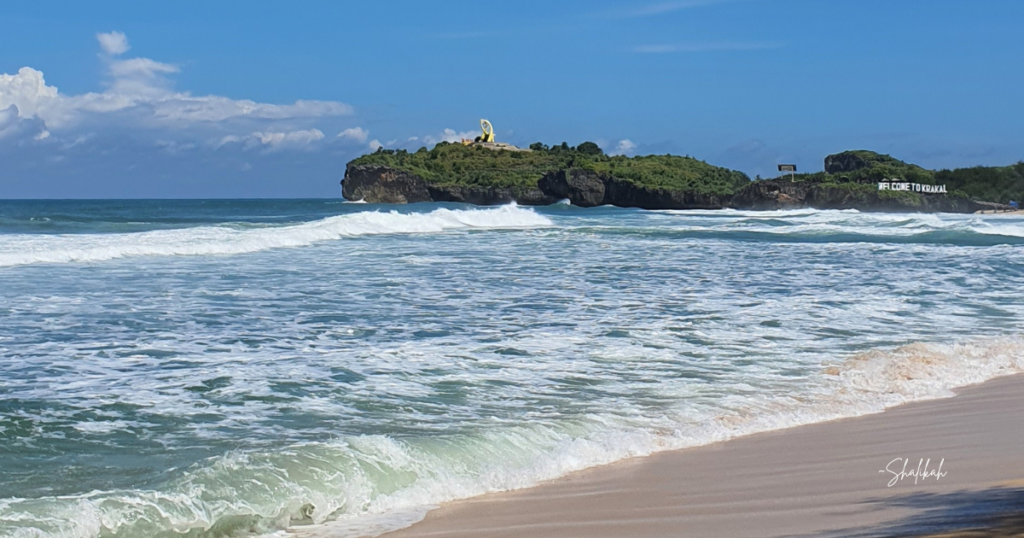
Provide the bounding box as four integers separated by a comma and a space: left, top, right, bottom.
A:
824, 152, 871, 175
730, 179, 980, 213
344, 165, 729, 209
342, 165, 559, 206
344, 164, 984, 213
342, 165, 433, 204
537, 170, 727, 209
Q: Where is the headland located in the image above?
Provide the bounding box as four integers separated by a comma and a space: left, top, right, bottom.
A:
342, 144, 1023, 213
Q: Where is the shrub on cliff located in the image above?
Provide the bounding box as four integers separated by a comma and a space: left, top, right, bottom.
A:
349, 142, 750, 195
764, 151, 1018, 204
936, 162, 1024, 205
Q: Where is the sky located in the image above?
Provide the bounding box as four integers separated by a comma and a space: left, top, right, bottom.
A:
1, 0, 1022, 198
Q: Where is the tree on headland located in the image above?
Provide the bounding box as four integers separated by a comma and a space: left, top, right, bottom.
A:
351, 141, 750, 195
576, 141, 604, 156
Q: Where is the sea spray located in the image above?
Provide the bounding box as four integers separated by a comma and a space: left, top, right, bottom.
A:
3, 337, 1023, 538
2, 201, 1024, 538
0, 205, 552, 267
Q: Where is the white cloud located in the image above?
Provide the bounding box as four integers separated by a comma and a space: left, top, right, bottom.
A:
610, 139, 637, 156
0, 105, 21, 138
422, 128, 479, 145
0, 67, 59, 119
105, 57, 180, 98
97, 31, 130, 55
219, 129, 325, 151
254, 128, 324, 147
0, 102, 49, 142
368, 139, 383, 151
632, 42, 782, 53
337, 126, 369, 144
0, 33, 352, 140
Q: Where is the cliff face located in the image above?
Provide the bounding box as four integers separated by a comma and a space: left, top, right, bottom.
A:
729, 179, 980, 213
344, 164, 982, 213
344, 166, 732, 210
342, 165, 433, 204
537, 170, 727, 209
343, 165, 559, 205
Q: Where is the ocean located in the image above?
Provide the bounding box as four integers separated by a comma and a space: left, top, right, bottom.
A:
1, 199, 1023, 538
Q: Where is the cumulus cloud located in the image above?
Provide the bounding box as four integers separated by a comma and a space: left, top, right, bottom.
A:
219, 129, 325, 151
337, 126, 369, 144
0, 102, 49, 142
0, 32, 352, 145
105, 57, 180, 98
368, 139, 383, 151
253, 128, 324, 147
97, 31, 130, 55
422, 128, 479, 145
0, 67, 59, 119
610, 139, 637, 156
0, 105, 23, 138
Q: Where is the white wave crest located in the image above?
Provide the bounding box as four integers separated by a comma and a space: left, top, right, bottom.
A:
660, 209, 1024, 239
0, 205, 552, 267
4, 337, 1021, 538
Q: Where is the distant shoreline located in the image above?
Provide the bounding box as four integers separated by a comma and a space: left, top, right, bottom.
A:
976, 208, 1024, 215
344, 148, 1019, 213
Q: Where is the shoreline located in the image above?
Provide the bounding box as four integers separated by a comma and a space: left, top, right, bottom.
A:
334, 373, 1024, 538
975, 208, 1024, 215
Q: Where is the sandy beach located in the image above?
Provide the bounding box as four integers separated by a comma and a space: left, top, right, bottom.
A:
363, 374, 1024, 538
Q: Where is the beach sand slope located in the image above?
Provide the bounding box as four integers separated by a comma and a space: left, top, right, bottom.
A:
375, 375, 1024, 538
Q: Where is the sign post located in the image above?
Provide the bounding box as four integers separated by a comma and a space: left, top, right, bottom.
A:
778, 164, 797, 181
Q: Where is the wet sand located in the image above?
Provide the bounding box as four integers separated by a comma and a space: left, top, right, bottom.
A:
366, 374, 1024, 538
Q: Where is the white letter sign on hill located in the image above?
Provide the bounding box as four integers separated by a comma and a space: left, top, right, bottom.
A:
878, 180, 947, 194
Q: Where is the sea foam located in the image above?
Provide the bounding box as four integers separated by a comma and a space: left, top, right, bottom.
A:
3, 205, 1024, 538
3, 337, 1021, 538
0, 205, 552, 267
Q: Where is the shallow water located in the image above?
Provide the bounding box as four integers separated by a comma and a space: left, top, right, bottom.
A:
1, 200, 1022, 538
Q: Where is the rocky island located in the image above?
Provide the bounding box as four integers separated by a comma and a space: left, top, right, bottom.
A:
343, 143, 1022, 213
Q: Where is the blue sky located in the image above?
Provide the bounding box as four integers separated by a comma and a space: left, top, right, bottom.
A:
2, 0, 1022, 198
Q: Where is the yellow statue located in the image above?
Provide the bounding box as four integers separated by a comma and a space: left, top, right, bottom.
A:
463, 119, 496, 145
477, 119, 495, 143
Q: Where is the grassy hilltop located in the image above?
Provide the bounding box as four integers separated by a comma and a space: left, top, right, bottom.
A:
348, 144, 1022, 209
350, 141, 751, 196
776, 150, 1024, 204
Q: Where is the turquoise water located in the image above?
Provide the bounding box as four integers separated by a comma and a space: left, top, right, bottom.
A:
1, 200, 1023, 538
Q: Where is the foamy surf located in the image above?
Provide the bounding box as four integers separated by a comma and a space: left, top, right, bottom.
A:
0, 205, 552, 267
4, 201, 1024, 538
658, 210, 1024, 240
3, 337, 1021, 538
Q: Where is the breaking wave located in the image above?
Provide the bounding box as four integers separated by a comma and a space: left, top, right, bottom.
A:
3, 337, 1022, 538
612, 209, 1024, 245
0, 205, 552, 267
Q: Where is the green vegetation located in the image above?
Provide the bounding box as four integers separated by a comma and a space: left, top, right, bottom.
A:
779, 151, 934, 184
350, 141, 750, 194
827, 150, 935, 184
769, 150, 1020, 203
351, 144, 1021, 204
937, 162, 1024, 205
